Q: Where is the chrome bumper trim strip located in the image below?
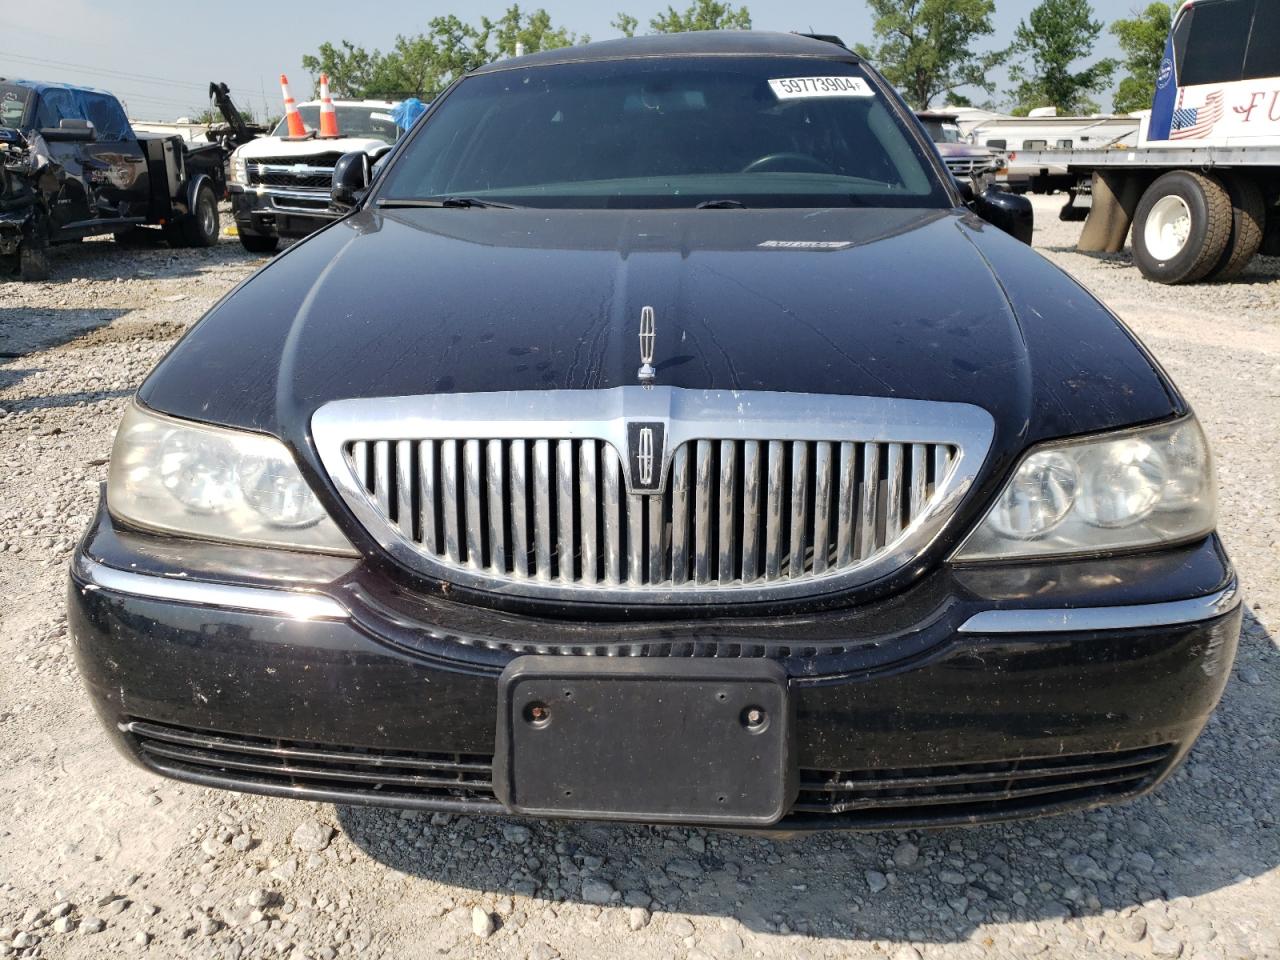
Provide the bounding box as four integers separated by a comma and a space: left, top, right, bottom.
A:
72, 555, 349, 622
957, 582, 1240, 634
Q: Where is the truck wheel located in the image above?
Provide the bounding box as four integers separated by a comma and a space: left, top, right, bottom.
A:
1132, 171, 1232, 285
18, 239, 50, 281
238, 233, 279, 254
1206, 175, 1266, 282
180, 184, 220, 248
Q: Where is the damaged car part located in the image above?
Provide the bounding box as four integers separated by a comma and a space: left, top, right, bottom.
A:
0, 78, 231, 280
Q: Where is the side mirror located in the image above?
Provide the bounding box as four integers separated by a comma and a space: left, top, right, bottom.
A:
331, 151, 371, 209
40, 118, 96, 143
968, 183, 1034, 245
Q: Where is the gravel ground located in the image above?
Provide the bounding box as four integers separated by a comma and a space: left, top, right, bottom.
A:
0, 200, 1276, 960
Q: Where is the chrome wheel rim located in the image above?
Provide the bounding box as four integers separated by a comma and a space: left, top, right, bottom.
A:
200, 198, 216, 237
1145, 195, 1192, 261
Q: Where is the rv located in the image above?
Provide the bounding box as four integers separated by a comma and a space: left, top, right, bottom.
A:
971, 110, 1142, 192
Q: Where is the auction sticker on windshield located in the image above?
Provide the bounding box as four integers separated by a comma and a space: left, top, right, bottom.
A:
768, 77, 874, 100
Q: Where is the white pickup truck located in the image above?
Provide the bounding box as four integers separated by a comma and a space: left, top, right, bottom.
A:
1010, 0, 1279, 284
227, 100, 398, 252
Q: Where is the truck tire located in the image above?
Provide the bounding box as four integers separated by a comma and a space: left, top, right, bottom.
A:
1132, 171, 1232, 285
1206, 175, 1266, 282
18, 239, 50, 281
238, 233, 279, 254
180, 184, 220, 248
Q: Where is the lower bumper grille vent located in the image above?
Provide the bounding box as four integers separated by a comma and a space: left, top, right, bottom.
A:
794, 744, 1175, 823
124, 720, 500, 809
124, 721, 1172, 827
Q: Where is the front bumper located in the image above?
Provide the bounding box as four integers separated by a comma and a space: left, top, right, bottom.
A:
230, 184, 336, 240
69, 502, 1241, 831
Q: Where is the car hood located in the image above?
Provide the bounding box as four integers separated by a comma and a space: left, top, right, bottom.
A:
141, 206, 1178, 469
233, 136, 390, 160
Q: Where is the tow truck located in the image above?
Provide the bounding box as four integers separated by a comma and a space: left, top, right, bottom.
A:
1008, 0, 1280, 284
0, 79, 230, 281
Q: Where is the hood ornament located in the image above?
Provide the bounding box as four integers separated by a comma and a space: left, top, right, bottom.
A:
638, 305, 656, 389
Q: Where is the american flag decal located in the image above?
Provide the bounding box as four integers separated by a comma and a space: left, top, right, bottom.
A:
1171, 91, 1225, 140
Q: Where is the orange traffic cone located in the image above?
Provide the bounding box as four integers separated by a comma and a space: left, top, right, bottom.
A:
280, 74, 306, 138
319, 74, 341, 138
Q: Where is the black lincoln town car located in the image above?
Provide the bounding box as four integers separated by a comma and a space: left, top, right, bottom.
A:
69, 33, 1240, 831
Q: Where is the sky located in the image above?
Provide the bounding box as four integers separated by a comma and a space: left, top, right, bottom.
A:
1, 0, 1125, 121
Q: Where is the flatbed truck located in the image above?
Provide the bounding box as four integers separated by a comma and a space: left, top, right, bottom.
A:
1008, 0, 1280, 284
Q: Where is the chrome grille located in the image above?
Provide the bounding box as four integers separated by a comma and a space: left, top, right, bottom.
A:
944, 157, 995, 178
344, 437, 956, 588
246, 154, 343, 190
314, 389, 994, 603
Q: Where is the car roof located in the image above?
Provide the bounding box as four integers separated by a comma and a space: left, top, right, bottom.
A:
0, 78, 117, 98
471, 31, 860, 74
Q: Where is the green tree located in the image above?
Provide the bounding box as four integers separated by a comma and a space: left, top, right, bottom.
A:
483, 5, 581, 55
386, 14, 491, 98
612, 12, 640, 37
300, 41, 384, 99
369, 34, 444, 99
852, 0, 1006, 110
1008, 0, 1117, 115
1111, 2, 1173, 114
302, 7, 582, 102
649, 0, 751, 32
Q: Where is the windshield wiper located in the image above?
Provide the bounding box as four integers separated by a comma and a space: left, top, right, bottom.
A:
376, 196, 521, 209
695, 199, 748, 209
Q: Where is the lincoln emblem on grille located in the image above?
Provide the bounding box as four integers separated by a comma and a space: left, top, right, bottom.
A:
625, 420, 667, 494
638, 305, 656, 388
636, 427, 655, 486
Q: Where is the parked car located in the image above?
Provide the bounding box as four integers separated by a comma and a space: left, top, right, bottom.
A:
227, 99, 399, 252
915, 109, 999, 189
71, 32, 1239, 832
0, 79, 226, 280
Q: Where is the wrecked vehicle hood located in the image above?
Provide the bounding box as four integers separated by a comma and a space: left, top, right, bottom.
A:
139, 205, 1179, 467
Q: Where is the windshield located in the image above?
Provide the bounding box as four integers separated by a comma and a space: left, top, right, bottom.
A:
920, 120, 962, 144
0, 84, 33, 130
272, 105, 399, 143
379, 57, 948, 209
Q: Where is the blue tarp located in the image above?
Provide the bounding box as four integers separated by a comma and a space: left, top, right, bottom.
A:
391, 98, 429, 131
7, 78, 133, 140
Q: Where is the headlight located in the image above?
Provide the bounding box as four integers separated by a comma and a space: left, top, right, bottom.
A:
107, 403, 357, 555
954, 417, 1215, 561
230, 154, 248, 185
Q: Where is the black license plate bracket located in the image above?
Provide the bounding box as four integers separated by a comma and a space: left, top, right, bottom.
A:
494, 657, 795, 826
